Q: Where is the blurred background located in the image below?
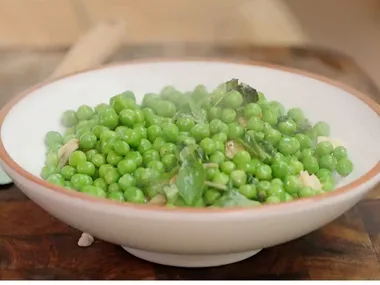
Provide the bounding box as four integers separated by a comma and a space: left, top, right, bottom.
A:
0, 0, 379, 86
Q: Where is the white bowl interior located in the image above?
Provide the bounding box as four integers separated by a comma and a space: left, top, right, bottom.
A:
2, 61, 380, 188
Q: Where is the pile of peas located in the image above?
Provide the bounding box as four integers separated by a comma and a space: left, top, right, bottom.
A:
40, 82, 354, 207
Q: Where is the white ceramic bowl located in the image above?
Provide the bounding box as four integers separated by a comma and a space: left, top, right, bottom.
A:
0, 60, 379, 268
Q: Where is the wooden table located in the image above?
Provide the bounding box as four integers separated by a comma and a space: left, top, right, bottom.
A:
0, 45, 379, 280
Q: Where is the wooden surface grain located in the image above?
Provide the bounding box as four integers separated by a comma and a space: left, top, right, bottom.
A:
0, 45, 379, 280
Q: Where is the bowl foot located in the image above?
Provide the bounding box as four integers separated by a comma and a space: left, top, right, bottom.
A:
121, 246, 262, 267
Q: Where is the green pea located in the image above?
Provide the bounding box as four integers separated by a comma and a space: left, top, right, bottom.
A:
204, 188, 222, 205
278, 119, 297, 135
79, 132, 97, 149
336, 158, 353, 177
230, 170, 247, 187
283, 175, 302, 194
221, 161, 236, 174
289, 160, 304, 175
316, 141, 334, 157
271, 161, 289, 179
81, 185, 106, 198
61, 165, 76, 180
176, 117, 195, 132
104, 168, 120, 185
258, 180, 271, 193
137, 139, 151, 154
94, 103, 110, 114
98, 164, 113, 178
45, 131, 63, 148
71, 174, 93, 190
162, 123, 179, 143
147, 125, 162, 142
271, 178, 284, 187
45, 152, 59, 167
206, 168, 219, 180
287, 108, 305, 124
247, 116, 264, 132
210, 119, 228, 135
155, 100, 177, 118
264, 127, 282, 145
244, 103, 262, 118
299, 186, 316, 198
46, 173, 65, 186
93, 178, 107, 191
313, 121, 330, 137
124, 187, 145, 204
261, 108, 278, 126
277, 137, 300, 156
107, 191, 125, 202
191, 124, 210, 142
146, 160, 165, 173
119, 109, 136, 127
294, 134, 313, 150
118, 159, 137, 175
69, 151, 87, 167
76, 105, 94, 121
239, 184, 257, 199
125, 151, 143, 167
319, 155, 337, 171
212, 172, 229, 185
333, 146, 348, 160
106, 151, 123, 166
227, 123, 244, 140
255, 164, 272, 180
61, 110, 78, 127
110, 94, 136, 114
100, 129, 118, 142
209, 151, 225, 164
136, 168, 159, 188
268, 183, 285, 200
133, 125, 147, 139
143, 149, 160, 166
162, 154, 178, 171
152, 137, 166, 151
266, 196, 281, 203
98, 108, 119, 130
221, 108, 236, 124
254, 131, 265, 142
303, 156, 319, 174
108, 182, 121, 193
233, 151, 251, 167
198, 138, 215, 155
159, 143, 178, 157
269, 101, 285, 116
208, 106, 222, 121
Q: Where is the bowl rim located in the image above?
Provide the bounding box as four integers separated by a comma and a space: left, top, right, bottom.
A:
0, 57, 379, 214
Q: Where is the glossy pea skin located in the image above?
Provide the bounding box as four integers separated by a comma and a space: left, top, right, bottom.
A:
98, 164, 113, 178
118, 159, 137, 175
147, 160, 165, 173
162, 123, 179, 143
289, 160, 304, 175
119, 109, 136, 127
71, 174, 93, 190
318, 154, 337, 171
267, 183, 286, 201
208, 106, 222, 121
247, 116, 264, 132
126, 151, 143, 167
79, 132, 97, 150
264, 127, 282, 145
277, 137, 300, 156
143, 149, 160, 166
287, 108, 305, 124
69, 151, 87, 167
61, 165, 76, 180
333, 146, 348, 160
107, 191, 125, 202
313, 121, 330, 137
138, 139, 152, 154
221, 109, 236, 124
227, 123, 244, 140
108, 183, 121, 192
76, 105, 94, 121
303, 155, 319, 174
230, 170, 247, 187
233, 151, 251, 167
278, 119, 297, 135
104, 168, 120, 185
81, 185, 106, 198
124, 187, 145, 204
244, 103, 262, 118
223, 90, 243, 109
155, 100, 177, 118
176, 117, 195, 132
41, 165, 58, 180
261, 108, 278, 126
98, 108, 119, 130
283, 175, 302, 194
299, 186, 316, 198
295, 133, 313, 150
212, 172, 229, 185
162, 154, 177, 171
110, 94, 136, 114
147, 125, 162, 142
107, 151, 123, 166
47, 173, 65, 186
210, 119, 228, 135
45, 131, 63, 148
190, 124, 210, 142
220, 161, 236, 175
93, 178, 107, 191
113, 140, 130, 156
336, 158, 353, 177
239, 184, 257, 199
271, 161, 289, 179
204, 188, 222, 205
255, 164, 272, 181
61, 110, 78, 127
315, 141, 334, 157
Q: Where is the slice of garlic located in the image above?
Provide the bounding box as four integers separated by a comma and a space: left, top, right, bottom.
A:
58, 138, 79, 168
77, 232, 94, 247
317, 136, 345, 149
299, 170, 322, 190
